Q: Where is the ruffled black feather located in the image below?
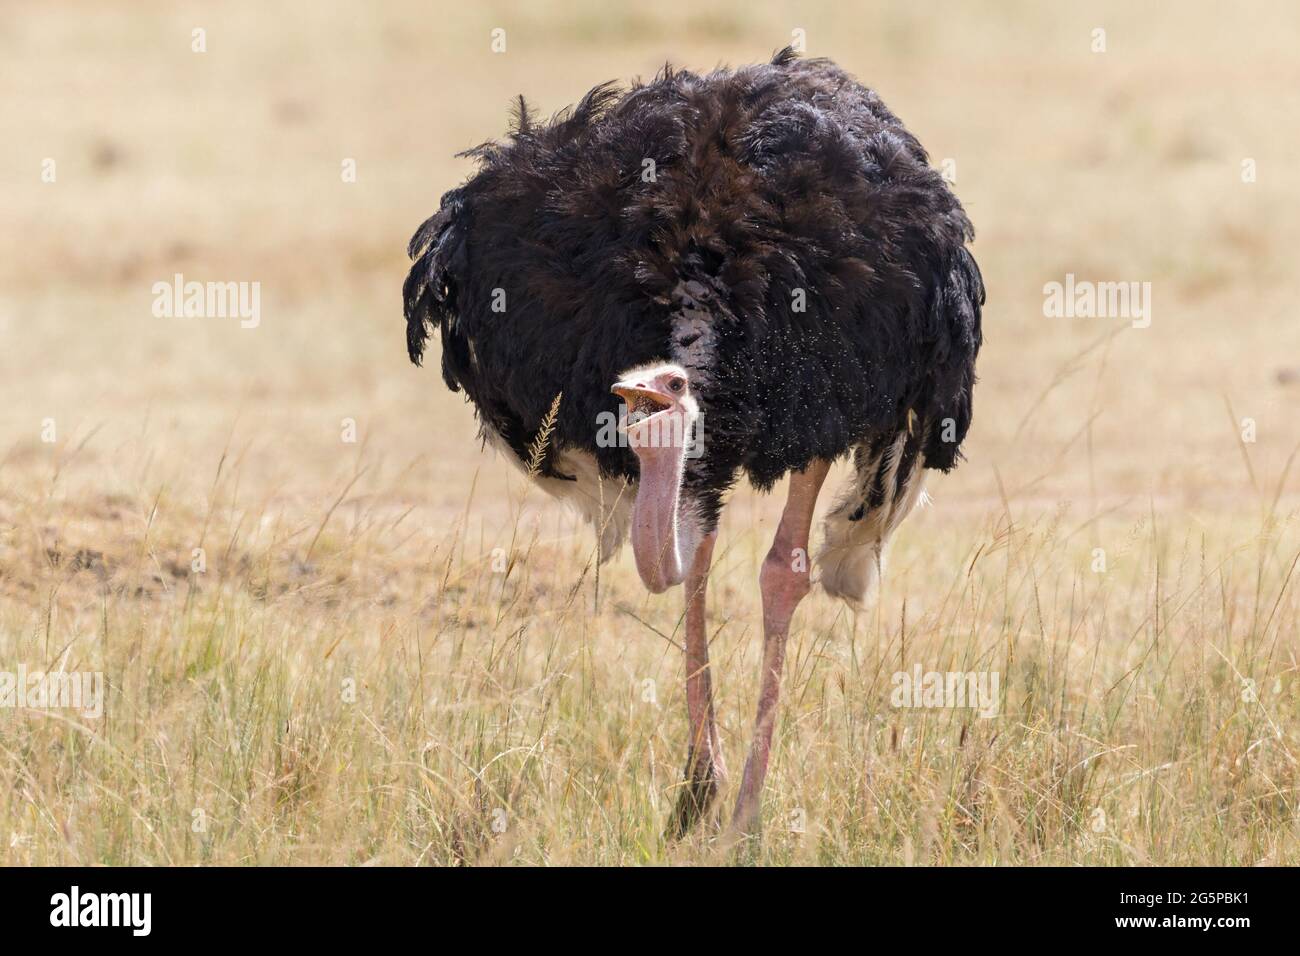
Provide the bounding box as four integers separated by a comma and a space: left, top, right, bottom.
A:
403, 50, 984, 506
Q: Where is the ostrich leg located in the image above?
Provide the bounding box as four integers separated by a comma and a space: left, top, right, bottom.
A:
667, 531, 726, 839
731, 459, 831, 837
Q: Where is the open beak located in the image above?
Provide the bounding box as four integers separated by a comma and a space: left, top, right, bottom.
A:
612, 380, 675, 432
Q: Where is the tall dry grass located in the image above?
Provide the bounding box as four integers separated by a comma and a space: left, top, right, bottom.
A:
2, 433, 1297, 864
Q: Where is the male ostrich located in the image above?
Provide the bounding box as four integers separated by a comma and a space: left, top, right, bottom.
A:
404, 49, 984, 838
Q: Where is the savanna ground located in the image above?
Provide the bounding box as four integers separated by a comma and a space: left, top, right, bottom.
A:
1, 1, 1298, 865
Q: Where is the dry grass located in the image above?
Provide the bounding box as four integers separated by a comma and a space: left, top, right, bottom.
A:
1, 0, 1298, 865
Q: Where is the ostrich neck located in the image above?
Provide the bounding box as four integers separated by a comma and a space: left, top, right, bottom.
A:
630, 442, 694, 593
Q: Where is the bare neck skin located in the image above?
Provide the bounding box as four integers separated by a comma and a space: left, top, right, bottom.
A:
612, 362, 700, 593
629, 438, 697, 593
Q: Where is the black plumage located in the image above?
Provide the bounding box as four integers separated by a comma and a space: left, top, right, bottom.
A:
404, 47, 983, 559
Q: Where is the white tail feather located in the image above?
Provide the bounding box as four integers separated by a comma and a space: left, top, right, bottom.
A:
816, 434, 927, 606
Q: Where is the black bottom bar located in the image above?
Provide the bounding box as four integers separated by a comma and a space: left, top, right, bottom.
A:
0, 865, 1281, 941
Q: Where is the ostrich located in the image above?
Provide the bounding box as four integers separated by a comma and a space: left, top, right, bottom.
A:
404, 48, 984, 838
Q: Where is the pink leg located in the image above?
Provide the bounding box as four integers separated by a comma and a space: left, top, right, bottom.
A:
667, 531, 727, 838
730, 460, 831, 837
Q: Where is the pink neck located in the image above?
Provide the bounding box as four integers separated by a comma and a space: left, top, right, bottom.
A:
630, 443, 693, 593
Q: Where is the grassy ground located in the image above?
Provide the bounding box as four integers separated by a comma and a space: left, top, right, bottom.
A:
1, 0, 1298, 864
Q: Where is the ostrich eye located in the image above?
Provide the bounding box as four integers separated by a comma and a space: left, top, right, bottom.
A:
668, 377, 685, 393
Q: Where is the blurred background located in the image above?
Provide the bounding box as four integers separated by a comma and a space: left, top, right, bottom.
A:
2, 0, 1297, 531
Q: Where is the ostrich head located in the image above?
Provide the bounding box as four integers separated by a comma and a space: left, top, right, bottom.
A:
612, 363, 697, 446
611, 363, 701, 593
